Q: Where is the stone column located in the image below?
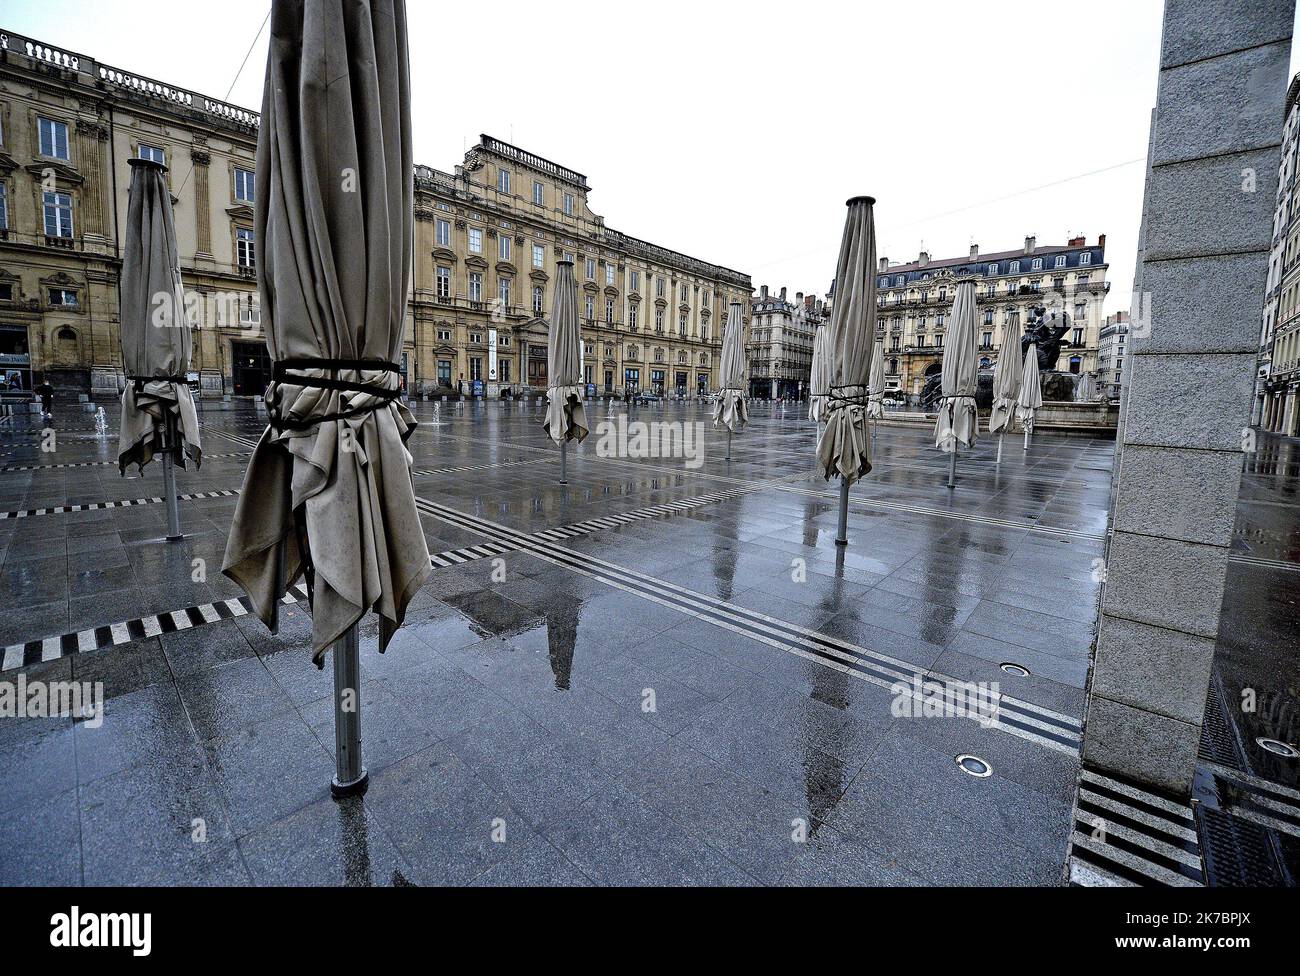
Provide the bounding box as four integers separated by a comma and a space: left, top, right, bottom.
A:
1082, 0, 1295, 797
191, 147, 213, 262
75, 119, 110, 244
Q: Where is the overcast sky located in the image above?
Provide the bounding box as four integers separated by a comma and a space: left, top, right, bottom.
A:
8, 1, 1300, 314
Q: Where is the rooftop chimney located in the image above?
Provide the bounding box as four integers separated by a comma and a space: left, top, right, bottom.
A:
779, 286, 787, 301
1068, 234, 1086, 247
878, 256, 889, 273
969, 243, 979, 259
1098, 233, 1107, 250
760, 285, 769, 300
1024, 235, 1036, 253
918, 250, 930, 266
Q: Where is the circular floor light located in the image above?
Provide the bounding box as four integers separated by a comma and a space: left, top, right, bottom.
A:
999, 663, 1030, 677
1256, 737, 1300, 759
956, 754, 992, 777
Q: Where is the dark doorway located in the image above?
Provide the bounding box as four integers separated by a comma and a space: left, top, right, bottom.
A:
232, 340, 271, 396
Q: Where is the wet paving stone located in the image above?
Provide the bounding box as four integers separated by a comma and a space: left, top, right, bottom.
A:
0, 399, 1134, 885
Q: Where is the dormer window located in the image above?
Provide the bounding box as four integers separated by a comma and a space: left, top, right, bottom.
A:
1054, 255, 1066, 268
1031, 257, 1043, 271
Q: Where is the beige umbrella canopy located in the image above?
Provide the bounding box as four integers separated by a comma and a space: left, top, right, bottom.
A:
867, 337, 886, 420
222, 0, 430, 665
713, 301, 748, 433
934, 280, 979, 453
118, 158, 201, 474
816, 196, 877, 488
542, 259, 588, 446
1017, 342, 1044, 428
989, 312, 1024, 434
808, 323, 831, 424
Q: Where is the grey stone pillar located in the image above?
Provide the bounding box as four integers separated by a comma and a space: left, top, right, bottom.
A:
1083, 0, 1294, 798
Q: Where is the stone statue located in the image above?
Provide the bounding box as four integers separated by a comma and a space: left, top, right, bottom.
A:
1021, 303, 1070, 372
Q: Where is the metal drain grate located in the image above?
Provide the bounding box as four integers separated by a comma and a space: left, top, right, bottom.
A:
1197, 807, 1282, 887
1199, 677, 1243, 771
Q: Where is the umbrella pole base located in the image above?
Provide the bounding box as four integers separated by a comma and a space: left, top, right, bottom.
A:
834, 478, 850, 546
559, 441, 568, 485
330, 770, 370, 799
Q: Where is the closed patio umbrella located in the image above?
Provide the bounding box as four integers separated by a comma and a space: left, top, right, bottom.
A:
713, 300, 748, 459
222, 0, 430, 797
1018, 341, 1043, 450
542, 258, 588, 483
808, 323, 831, 424
934, 280, 978, 488
989, 310, 1023, 463
816, 196, 876, 545
118, 157, 201, 541
867, 337, 886, 421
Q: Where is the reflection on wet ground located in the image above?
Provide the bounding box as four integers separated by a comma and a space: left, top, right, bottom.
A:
1, 398, 1115, 885
1199, 433, 1300, 884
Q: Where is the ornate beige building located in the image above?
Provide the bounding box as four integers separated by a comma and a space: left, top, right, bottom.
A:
0, 28, 750, 400
746, 285, 821, 399
874, 235, 1110, 402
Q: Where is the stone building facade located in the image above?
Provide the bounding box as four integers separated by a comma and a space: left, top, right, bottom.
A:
1257, 73, 1300, 435
0, 29, 750, 400
409, 137, 750, 399
746, 285, 820, 399
874, 236, 1110, 402
1098, 311, 1129, 400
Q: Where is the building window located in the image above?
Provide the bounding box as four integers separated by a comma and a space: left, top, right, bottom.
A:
138, 144, 165, 165
436, 218, 450, 247
498, 278, 511, 307
987, 263, 997, 275
1054, 255, 1066, 268
469, 228, 483, 253
895, 275, 905, 287
437, 329, 451, 342
983, 310, 993, 324
628, 304, 639, 330
655, 309, 664, 332
1031, 257, 1043, 271
533, 285, 544, 315
981, 331, 992, 349
1073, 327, 1084, 345
234, 167, 255, 203
630, 270, 640, 292
702, 292, 710, 309
1080, 252, 1092, 266
701, 324, 709, 342
469, 272, 483, 302
38, 117, 69, 160
563, 192, 574, 215
680, 283, 690, 303
498, 169, 511, 193
679, 312, 687, 334
236, 226, 255, 268
1010, 260, 1020, 273
499, 235, 511, 261
656, 277, 665, 298
585, 295, 594, 320
0, 183, 7, 231
436, 266, 451, 299
469, 357, 483, 381
48, 287, 78, 307
469, 331, 483, 344
585, 258, 595, 280
532, 181, 544, 206
605, 298, 614, 323
532, 244, 545, 269
499, 359, 512, 383
44, 191, 74, 238
605, 264, 615, 286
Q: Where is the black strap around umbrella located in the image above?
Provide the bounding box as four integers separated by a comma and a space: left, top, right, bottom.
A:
827, 383, 870, 409
127, 374, 188, 395
267, 357, 402, 431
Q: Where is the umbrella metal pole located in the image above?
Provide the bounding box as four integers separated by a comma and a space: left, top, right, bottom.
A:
726, 430, 732, 461
835, 476, 850, 546
997, 433, 1004, 465
1024, 424, 1031, 451
559, 440, 568, 485
330, 623, 368, 798
947, 448, 957, 489
161, 416, 183, 541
